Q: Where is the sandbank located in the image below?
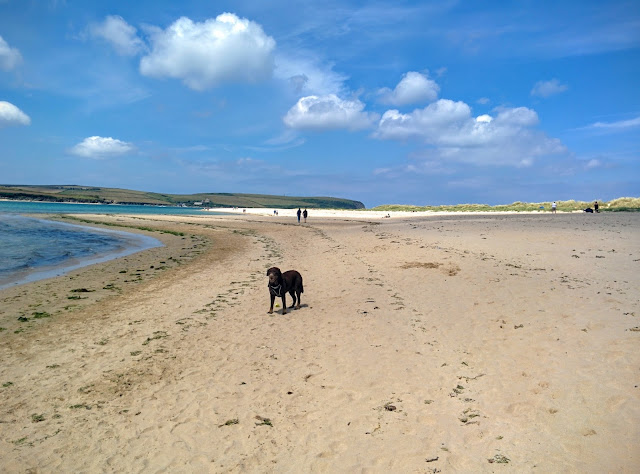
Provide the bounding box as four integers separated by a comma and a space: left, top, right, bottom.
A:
211, 207, 557, 219
1, 211, 638, 472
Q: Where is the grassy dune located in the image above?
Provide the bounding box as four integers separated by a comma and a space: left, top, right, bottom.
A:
372, 197, 640, 212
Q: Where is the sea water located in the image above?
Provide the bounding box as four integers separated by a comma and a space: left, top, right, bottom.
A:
0, 201, 229, 289
0, 214, 166, 290
0, 200, 215, 216
0, 201, 215, 289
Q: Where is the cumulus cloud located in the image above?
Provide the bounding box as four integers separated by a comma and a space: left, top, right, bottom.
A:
0, 101, 31, 127
531, 79, 568, 98
374, 99, 564, 166
378, 71, 440, 106
283, 94, 378, 131
139, 13, 276, 90
70, 136, 134, 158
88, 15, 145, 56
374, 99, 472, 141
494, 106, 539, 126
0, 35, 22, 70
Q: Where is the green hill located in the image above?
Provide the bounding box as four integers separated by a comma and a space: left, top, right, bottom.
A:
0, 185, 365, 210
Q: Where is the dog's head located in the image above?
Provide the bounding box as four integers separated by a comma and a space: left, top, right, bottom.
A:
266, 267, 282, 286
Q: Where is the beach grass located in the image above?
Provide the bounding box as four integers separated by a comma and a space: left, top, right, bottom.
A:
372, 197, 640, 212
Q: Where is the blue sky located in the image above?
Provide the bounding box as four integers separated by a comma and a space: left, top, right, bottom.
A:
0, 0, 638, 207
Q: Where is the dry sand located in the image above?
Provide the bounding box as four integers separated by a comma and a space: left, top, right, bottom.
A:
1, 211, 638, 473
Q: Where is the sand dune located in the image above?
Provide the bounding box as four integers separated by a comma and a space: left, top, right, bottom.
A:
1, 212, 638, 472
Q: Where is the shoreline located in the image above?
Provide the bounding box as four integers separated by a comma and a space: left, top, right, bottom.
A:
0, 215, 164, 291
207, 207, 587, 219
1, 212, 638, 471
0, 214, 211, 335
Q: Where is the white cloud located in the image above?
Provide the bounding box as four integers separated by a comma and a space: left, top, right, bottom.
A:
374, 99, 565, 166
139, 13, 276, 90
88, 15, 145, 56
531, 79, 568, 98
0, 35, 22, 70
0, 101, 31, 127
70, 136, 134, 158
283, 94, 378, 131
585, 159, 601, 169
374, 99, 472, 141
275, 52, 348, 96
493, 106, 539, 126
586, 116, 640, 131
378, 71, 440, 106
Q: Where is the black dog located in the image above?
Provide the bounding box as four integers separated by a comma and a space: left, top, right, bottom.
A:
267, 267, 303, 315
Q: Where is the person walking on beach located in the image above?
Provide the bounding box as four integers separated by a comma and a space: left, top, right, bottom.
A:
303, 208, 308, 223
594, 201, 599, 213
552, 201, 557, 213
297, 208, 301, 223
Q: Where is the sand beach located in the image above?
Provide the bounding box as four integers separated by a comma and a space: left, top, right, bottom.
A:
1, 210, 638, 472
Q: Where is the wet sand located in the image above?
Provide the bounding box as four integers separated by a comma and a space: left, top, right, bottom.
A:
1, 211, 638, 472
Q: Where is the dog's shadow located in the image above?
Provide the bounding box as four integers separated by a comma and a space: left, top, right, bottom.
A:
277, 303, 309, 313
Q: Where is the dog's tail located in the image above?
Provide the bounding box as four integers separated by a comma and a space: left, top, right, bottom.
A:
300, 276, 304, 293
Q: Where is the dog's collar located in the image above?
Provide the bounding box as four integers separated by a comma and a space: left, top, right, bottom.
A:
269, 283, 282, 297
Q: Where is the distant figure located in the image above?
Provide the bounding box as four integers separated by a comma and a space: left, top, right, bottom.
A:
584, 207, 594, 213
552, 201, 557, 213
297, 208, 302, 223
303, 208, 308, 223
594, 201, 599, 213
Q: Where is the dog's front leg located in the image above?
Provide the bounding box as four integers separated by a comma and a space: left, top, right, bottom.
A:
281, 295, 287, 314
268, 293, 275, 314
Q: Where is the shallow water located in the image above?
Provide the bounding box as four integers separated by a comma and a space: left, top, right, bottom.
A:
0, 200, 218, 215
0, 214, 162, 290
